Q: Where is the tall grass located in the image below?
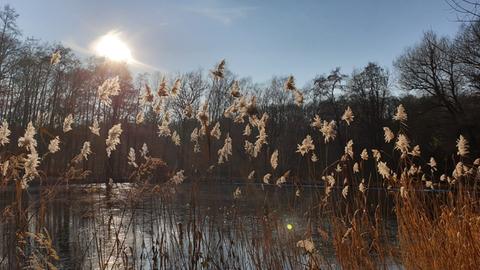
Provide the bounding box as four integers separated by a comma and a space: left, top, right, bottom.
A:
1, 58, 480, 269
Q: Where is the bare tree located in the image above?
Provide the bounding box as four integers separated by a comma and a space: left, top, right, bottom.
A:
446, 0, 480, 22
395, 31, 465, 121
347, 63, 391, 143
310, 68, 348, 144
170, 70, 208, 120
455, 21, 480, 92
0, 5, 21, 120
206, 69, 235, 122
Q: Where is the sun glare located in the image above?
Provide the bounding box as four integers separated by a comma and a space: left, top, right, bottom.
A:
95, 32, 133, 62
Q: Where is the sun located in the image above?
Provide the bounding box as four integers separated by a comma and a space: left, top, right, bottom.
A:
94, 32, 133, 62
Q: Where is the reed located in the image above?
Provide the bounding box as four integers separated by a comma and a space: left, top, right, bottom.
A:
1, 58, 479, 269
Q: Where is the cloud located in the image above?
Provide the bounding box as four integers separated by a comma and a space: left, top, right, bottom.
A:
187, 6, 256, 25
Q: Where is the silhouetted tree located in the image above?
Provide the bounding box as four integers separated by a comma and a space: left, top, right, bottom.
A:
346, 62, 392, 144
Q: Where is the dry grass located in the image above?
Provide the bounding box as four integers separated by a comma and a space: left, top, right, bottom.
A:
396, 188, 480, 270
1, 64, 480, 269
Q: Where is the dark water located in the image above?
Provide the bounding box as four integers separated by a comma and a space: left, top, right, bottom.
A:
0, 182, 398, 269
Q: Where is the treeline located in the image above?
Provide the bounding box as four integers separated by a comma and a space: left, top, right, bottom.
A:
0, 4, 479, 182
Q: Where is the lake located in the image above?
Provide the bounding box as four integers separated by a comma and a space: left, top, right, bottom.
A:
0, 181, 399, 269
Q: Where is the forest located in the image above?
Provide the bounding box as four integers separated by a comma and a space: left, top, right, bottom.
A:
1, 5, 479, 184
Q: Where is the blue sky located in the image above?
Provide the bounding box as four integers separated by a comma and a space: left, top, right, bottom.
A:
11, 0, 462, 86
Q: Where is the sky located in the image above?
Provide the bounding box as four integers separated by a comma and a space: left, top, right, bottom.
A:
10, 0, 462, 86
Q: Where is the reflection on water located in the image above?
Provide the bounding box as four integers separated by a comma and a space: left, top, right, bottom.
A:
0, 182, 397, 269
